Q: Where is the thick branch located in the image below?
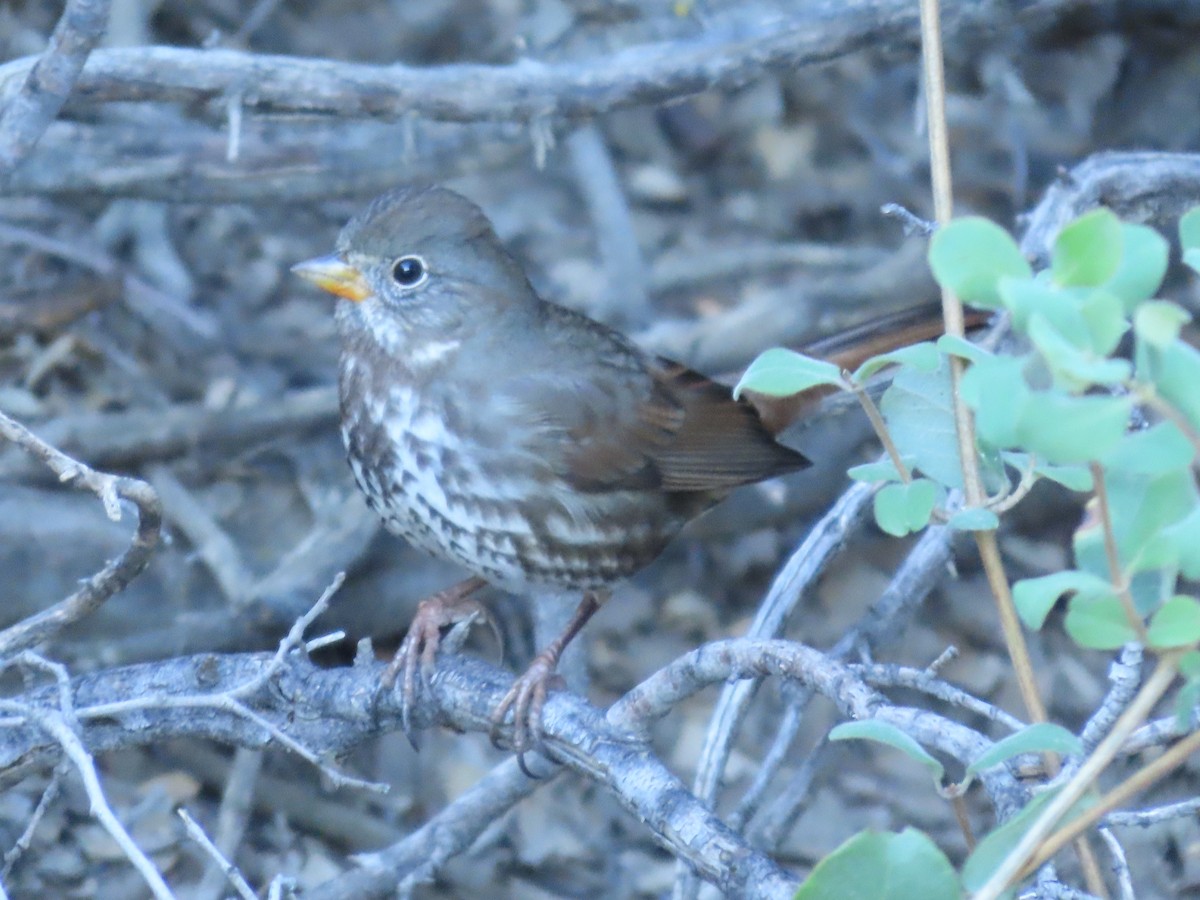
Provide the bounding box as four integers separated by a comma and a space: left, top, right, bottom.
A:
1020, 152, 1200, 264
0, 2, 967, 124
0, 0, 110, 174
0, 649, 800, 898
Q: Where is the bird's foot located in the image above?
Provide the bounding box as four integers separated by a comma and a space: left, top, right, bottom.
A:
382, 576, 489, 745
489, 591, 605, 773
490, 649, 567, 772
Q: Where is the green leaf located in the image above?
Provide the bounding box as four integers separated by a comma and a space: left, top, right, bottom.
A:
1134, 300, 1192, 349
1100, 422, 1194, 477
880, 361, 964, 489
1176, 650, 1200, 729
1074, 517, 1177, 617
1183, 650, 1200, 678
1000, 452, 1094, 492
1144, 341, 1200, 433
1162, 506, 1200, 580
1104, 467, 1199, 570
852, 342, 941, 382
1176, 679, 1200, 731
948, 507, 999, 531
928, 217, 1032, 308
963, 789, 1095, 892
1064, 592, 1138, 649
1102, 223, 1169, 309
829, 721, 944, 781
1147, 595, 1200, 649
1051, 208, 1123, 287
1012, 570, 1114, 631
1034, 461, 1094, 492
967, 723, 1084, 776
1016, 393, 1131, 464
795, 829, 960, 900
847, 458, 910, 483
874, 479, 939, 537
960, 355, 1032, 449
1027, 312, 1131, 389
999, 278, 1087, 344
1185, 248, 1200, 274
1079, 289, 1129, 355
936, 333, 991, 363
1180, 206, 1200, 251
733, 349, 845, 399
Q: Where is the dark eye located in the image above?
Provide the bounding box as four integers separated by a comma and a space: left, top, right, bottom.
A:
391, 256, 427, 287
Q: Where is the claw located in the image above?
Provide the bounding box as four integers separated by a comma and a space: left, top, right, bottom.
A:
490, 654, 566, 760
379, 576, 487, 748
488, 591, 604, 767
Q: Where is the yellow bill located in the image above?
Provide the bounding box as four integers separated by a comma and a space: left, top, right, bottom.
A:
291, 255, 371, 302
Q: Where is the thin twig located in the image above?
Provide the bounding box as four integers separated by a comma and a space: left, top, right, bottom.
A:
193, 748, 263, 900
179, 807, 257, 900
1089, 463, 1149, 642
850, 381, 912, 483
1097, 828, 1135, 900
974, 653, 1181, 899
0, 699, 172, 898
1025, 724, 1200, 883
855, 663, 1026, 732
1081, 645, 1144, 752
1, 763, 66, 879
0, 411, 162, 656
687, 480, 877, 814
1105, 795, 1200, 827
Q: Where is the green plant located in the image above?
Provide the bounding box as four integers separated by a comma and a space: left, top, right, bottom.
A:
738, 205, 1200, 898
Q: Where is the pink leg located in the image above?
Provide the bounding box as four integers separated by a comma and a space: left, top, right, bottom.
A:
382, 576, 489, 741
490, 591, 606, 761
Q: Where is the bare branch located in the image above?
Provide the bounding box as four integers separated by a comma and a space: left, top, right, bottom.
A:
179, 807, 257, 900
0, 0, 111, 174
0, 647, 801, 898
690, 480, 877, 808
0, 411, 161, 657
1097, 827, 1135, 900
0, 698, 172, 898
1105, 795, 1200, 828
0, 2, 1058, 126
1, 762, 65, 879
855, 662, 1027, 732
1, 116, 528, 201
1019, 151, 1200, 264
0, 387, 336, 482
306, 757, 543, 900
610, 638, 879, 730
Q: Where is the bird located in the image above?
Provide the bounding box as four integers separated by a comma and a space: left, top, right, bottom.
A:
293, 184, 815, 754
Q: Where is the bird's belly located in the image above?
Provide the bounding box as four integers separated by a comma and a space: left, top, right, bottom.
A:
341, 387, 679, 592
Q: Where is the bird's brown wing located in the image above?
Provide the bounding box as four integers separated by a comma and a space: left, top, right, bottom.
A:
635, 358, 810, 492
502, 343, 808, 495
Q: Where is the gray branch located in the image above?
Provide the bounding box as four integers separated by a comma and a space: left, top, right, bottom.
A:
0, 411, 161, 657
0, 0, 110, 175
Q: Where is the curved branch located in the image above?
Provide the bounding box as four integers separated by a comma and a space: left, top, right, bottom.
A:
0, 411, 161, 657
0, 649, 800, 898
1020, 151, 1200, 264
0, 629, 1032, 898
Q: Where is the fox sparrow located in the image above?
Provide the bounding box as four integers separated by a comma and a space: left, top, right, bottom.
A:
293, 185, 809, 754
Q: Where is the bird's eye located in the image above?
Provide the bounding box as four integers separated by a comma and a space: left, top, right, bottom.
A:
391, 256, 427, 288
